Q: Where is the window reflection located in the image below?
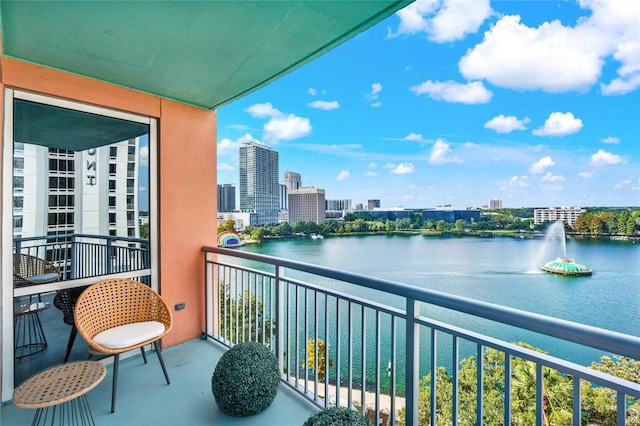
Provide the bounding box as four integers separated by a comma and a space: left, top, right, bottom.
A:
13, 137, 150, 279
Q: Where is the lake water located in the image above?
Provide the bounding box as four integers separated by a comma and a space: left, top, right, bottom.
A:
232, 235, 640, 393
233, 234, 639, 390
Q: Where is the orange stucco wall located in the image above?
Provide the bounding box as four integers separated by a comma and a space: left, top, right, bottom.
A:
1, 58, 217, 348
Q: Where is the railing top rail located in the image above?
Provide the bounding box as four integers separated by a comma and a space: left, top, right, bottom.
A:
14, 234, 148, 244
204, 246, 640, 359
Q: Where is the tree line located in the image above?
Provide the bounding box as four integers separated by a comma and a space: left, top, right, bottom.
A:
218, 208, 639, 241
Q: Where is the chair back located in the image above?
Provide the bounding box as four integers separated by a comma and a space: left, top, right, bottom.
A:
53, 287, 87, 326
13, 253, 61, 286
74, 279, 172, 353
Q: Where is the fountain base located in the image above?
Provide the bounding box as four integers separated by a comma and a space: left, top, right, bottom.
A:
541, 257, 592, 276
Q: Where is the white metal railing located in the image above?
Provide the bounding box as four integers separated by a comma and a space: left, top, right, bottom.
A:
203, 246, 640, 426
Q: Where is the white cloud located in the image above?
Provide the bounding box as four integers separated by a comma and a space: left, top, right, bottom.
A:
245, 103, 312, 142
578, 172, 593, 178
366, 83, 383, 107
532, 112, 583, 137
530, 156, 555, 174
364, 171, 378, 177
368, 162, 378, 168
336, 170, 350, 181
139, 146, 149, 167
391, 162, 415, 174
308, 88, 317, 96
508, 175, 529, 188
459, 1, 640, 94
384, 163, 397, 169
388, 0, 492, 42
429, 140, 462, 164
601, 136, 621, 144
590, 149, 625, 166
218, 133, 255, 156
613, 179, 632, 189
307, 100, 340, 111
245, 102, 281, 119
217, 163, 234, 171
601, 73, 640, 96
410, 80, 492, 104
405, 132, 424, 142
484, 115, 531, 133
264, 115, 311, 141
541, 172, 565, 183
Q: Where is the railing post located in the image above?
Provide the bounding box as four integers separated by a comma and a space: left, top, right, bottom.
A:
205, 252, 217, 338
275, 265, 285, 374
406, 299, 420, 426
106, 237, 113, 274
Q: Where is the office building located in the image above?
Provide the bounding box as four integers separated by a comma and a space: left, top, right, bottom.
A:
325, 199, 352, 219
534, 207, 585, 226
217, 184, 236, 212
489, 199, 502, 210
239, 142, 279, 225
367, 199, 380, 210
284, 171, 302, 191
288, 187, 326, 223
423, 207, 481, 223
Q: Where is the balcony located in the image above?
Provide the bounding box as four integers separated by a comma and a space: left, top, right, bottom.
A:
3, 244, 639, 426
2, 339, 318, 425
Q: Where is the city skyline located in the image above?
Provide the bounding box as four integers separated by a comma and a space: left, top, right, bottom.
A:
217, 0, 639, 209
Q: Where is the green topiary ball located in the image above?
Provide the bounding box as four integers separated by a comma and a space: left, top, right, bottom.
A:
211, 342, 280, 417
303, 406, 372, 426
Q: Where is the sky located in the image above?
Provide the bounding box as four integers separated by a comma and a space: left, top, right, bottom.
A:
216, 0, 639, 209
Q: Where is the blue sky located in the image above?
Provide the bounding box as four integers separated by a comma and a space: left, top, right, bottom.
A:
217, 0, 639, 209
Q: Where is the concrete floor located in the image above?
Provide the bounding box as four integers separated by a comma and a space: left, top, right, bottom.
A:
2, 338, 320, 426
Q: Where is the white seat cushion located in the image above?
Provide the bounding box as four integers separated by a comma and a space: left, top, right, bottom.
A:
94, 321, 165, 350
27, 273, 59, 284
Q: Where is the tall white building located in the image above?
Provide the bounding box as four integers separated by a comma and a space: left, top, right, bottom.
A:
489, 199, 502, 210
534, 207, 586, 226
13, 139, 142, 274
13, 139, 140, 240
288, 187, 325, 223
239, 142, 279, 226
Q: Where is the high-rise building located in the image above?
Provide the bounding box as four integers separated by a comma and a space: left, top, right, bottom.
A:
534, 207, 585, 226
489, 199, 502, 210
325, 199, 352, 219
367, 199, 380, 210
239, 142, 279, 225
13, 139, 142, 272
217, 183, 236, 212
288, 187, 326, 223
284, 171, 302, 191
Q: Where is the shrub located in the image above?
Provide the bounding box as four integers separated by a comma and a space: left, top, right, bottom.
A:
303, 406, 372, 426
211, 342, 280, 417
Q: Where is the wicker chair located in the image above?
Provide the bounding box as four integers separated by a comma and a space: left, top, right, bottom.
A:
13, 253, 61, 358
52, 286, 88, 362
13, 253, 61, 287
74, 278, 173, 413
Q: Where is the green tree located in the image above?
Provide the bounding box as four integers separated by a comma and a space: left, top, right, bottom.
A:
302, 339, 334, 381
219, 284, 275, 346
435, 220, 450, 232
217, 218, 236, 234
455, 219, 466, 233
385, 220, 396, 233
398, 345, 639, 426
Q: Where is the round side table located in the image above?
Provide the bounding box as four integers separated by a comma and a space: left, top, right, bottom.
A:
13, 361, 106, 426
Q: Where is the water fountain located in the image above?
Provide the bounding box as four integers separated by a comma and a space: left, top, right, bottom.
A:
540, 221, 592, 276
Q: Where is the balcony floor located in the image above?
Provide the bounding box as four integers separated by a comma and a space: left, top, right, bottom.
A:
2, 338, 320, 426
